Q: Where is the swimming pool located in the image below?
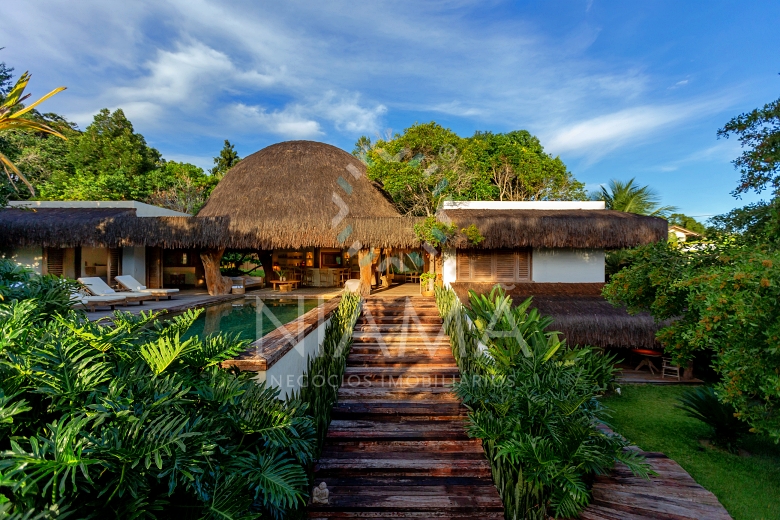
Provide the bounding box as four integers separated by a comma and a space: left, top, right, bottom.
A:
183, 298, 323, 342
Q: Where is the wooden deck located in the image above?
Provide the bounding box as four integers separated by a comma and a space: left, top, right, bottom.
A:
581, 450, 732, 520
308, 295, 504, 519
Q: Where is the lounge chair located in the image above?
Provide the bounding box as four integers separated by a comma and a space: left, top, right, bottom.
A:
115, 275, 179, 301
70, 290, 127, 312
78, 277, 154, 305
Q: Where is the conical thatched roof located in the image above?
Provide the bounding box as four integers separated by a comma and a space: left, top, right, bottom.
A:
192, 140, 412, 249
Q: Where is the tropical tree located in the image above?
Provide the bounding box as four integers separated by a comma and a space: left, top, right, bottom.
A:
209, 139, 241, 180
355, 123, 584, 216
463, 130, 585, 202
0, 72, 66, 196
591, 178, 675, 217
667, 213, 706, 234
718, 96, 780, 196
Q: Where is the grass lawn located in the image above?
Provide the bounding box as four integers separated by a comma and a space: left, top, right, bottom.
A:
602, 385, 780, 520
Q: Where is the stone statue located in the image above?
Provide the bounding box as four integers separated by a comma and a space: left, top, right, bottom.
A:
312, 481, 329, 504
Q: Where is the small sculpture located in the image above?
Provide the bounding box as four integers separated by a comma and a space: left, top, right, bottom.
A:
312, 481, 329, 504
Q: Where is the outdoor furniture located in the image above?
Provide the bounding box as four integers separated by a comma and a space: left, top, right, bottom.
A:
241, 275, 265, 289
231, 277, 246, 295
78, 277, 154, 305
632, 348, 663, 375
70, 290, 127, 312
303, 269, 314, 286
661, 357, 681, 381
344, 279, 361, 293
270, 279, 300, 291
115, 275, 179, 301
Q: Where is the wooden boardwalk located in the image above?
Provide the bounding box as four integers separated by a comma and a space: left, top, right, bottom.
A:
308, 296, 504, 519
581, 446, 732, 520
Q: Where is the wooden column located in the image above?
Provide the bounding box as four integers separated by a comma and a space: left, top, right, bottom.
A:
200, 248, 232, 295
358, 249, 373, 296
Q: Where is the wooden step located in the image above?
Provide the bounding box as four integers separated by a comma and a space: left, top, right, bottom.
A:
327, 419, 470, 441
310, 301, 503, 517
332, 401, 467, 418
337, 386, 461, 401
356, 316, 443, 324
347, 354, 456, 367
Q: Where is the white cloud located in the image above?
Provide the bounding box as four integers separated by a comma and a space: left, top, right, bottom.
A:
311, 92, 387, 133
228, 103, 322, 138
543, 98, 732, 160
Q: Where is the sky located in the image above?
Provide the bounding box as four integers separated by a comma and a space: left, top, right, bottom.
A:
4, 0, 779, 218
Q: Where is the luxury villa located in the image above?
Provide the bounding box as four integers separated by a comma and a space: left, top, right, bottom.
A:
0, 140, 666, 349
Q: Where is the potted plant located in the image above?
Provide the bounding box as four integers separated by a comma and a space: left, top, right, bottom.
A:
420, 272, 435, 297
278, 269, 288, 282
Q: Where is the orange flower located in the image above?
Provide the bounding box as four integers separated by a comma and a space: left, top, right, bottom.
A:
763, 259, 773, 268
761, 278, 771, 287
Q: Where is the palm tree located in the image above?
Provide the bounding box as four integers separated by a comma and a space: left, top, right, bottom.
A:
0, 72, 66, 195
592, 178, 676, 217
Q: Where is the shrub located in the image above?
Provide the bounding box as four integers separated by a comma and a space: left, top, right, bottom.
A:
676, 387, 751, 452
604, 241, 780, 440
0, 276, 317, 518
438, 285, 649, 519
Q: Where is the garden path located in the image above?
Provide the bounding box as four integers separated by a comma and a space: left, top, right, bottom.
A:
308, 295, 504, 519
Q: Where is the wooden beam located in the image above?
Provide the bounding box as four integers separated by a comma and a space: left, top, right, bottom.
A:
358, 249, 373, 296
200, 248, 232, 295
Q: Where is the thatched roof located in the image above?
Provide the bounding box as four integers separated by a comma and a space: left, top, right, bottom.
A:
0, 207, 137, 248
177, 140, 416, 249
443, 209, 667, 249
0, 208, 421, 250
451, 282, 661, 349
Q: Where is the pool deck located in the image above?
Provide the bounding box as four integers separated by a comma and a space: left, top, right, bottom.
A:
84, 283, 420, 321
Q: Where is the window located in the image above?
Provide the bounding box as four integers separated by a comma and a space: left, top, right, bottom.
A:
456, 249, 531, 282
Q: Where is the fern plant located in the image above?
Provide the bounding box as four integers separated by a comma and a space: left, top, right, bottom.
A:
438, 285, 650, 519
676, 386, 751, 452
0, 263, 317, 519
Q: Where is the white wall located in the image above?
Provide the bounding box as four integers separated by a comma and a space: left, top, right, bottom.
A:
531, 248, 605, 283
11, 247, 43, 274
442, 200, 606, 210
122, 246, 146, 284
253, 318, 332, 399
442, 247, 457, 287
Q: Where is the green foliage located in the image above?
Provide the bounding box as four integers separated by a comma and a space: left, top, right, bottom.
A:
436, 286, 648, 519
460, 224, 484, 246
209, 140, 241, 180
412, 215, 457, 247
603, 241, 780, 440
676, 387, 750, 452
0, 267, 317, 519
0, 56, 13, 98
708, 197, 780, 244
718, 96, 780, 196
464, 131, 585, 202
220, 252, 264, 277
355, 123, 583, 216
146, 161, 215, 215
590, 178, 675, 217
0, 260, 78, 316
604, 385, 780, 520
38, 108, 161, 201
668, 213, 707, 235
1, 105, 217, 211
294, 293, 361, 453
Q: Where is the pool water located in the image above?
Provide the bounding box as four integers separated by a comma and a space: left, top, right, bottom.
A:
182, 298, 322, 343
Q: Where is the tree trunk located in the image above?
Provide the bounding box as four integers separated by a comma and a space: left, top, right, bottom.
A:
358, 249, 373, 296
200, 248, 232, 295
258, 250, 274, 286
683, 362, 695, 381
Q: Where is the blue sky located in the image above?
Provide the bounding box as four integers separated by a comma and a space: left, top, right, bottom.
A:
5, 1, 779, 218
